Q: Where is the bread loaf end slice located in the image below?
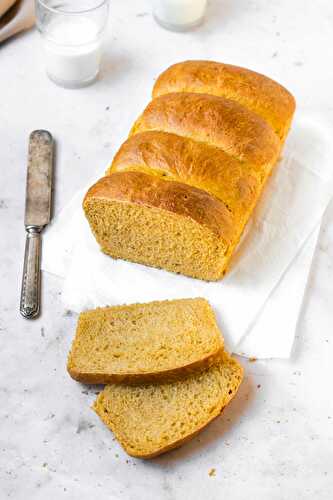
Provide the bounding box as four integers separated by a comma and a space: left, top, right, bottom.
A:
83, 172, 237, 281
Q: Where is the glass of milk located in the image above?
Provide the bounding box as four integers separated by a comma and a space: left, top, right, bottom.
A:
35, 0, 110, 88
153, 0, 207, 31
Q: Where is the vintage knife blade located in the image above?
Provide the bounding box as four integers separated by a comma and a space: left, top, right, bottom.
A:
20, 130, 54, 319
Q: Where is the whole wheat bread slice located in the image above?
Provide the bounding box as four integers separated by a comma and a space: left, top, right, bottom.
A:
67, 298, 223, 384
93, 351, 243, 458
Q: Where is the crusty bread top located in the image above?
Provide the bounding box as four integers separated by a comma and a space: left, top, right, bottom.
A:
108, 130, 262, 219
152, 60, 296, 141
93, 350, 243, 458
130, 92, 280, 168
83, 171, 235, 243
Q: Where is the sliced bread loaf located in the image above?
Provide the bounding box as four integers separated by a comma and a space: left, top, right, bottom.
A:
67, 298, 223, 384
93, 351, 243, 458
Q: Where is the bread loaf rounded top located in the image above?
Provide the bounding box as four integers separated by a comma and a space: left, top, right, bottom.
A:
83, 171, 236, 243
108, 130, 262, 219
130, 92, 280, 168
152, 60, 295, 142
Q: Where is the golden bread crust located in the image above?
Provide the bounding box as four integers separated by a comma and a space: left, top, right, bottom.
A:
83, 171, 235, 243
68, 348, 223, 385
131, 92, 280, 168
152, 60, 295, 141
108, 130, 263, 219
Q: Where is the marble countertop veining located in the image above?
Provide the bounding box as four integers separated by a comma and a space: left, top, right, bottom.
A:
1, 1, 333, 499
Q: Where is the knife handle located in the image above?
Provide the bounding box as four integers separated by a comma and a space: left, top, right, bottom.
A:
20, 227, 42, 319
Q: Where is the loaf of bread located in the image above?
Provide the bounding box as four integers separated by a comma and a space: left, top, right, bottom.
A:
84, 61, 295, 280
93, 350, 243, 458
67, 298, 223, 384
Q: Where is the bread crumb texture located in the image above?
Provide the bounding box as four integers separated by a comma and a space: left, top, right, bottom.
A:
93, 351, 243, 458
67, 298, 223, 383
83, 172, 234, 281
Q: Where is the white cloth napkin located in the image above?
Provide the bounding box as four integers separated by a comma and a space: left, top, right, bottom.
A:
43, 115, 333, 358
235, 225, 319, 357
0, 0, 34, 44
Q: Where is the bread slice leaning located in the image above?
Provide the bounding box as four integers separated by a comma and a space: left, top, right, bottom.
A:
93, 351, 243, 458
67, 298, 223, 384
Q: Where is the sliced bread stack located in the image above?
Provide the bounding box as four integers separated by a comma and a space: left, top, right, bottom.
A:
67, 298, 243, 458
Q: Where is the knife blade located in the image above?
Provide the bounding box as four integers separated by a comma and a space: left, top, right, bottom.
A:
20, 130, 54, 319
25, 130, 53, 226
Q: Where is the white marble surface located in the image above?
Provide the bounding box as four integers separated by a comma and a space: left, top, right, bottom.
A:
1, 1, 333, 498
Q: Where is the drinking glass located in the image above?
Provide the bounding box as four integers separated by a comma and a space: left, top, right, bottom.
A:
35, 0, 110, 88
153, 0, 207, 32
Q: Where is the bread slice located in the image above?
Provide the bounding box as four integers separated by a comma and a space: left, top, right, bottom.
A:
67, 298, 223, 384
93, 351, 243, 458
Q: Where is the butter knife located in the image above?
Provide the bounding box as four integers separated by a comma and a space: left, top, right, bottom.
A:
20, 130, 54, 319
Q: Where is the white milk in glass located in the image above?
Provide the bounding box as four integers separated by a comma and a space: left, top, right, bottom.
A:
43, 17, 102, 88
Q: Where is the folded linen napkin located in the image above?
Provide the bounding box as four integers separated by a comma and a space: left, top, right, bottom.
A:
43, 115, 333, 358
0, 0, 34, 44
